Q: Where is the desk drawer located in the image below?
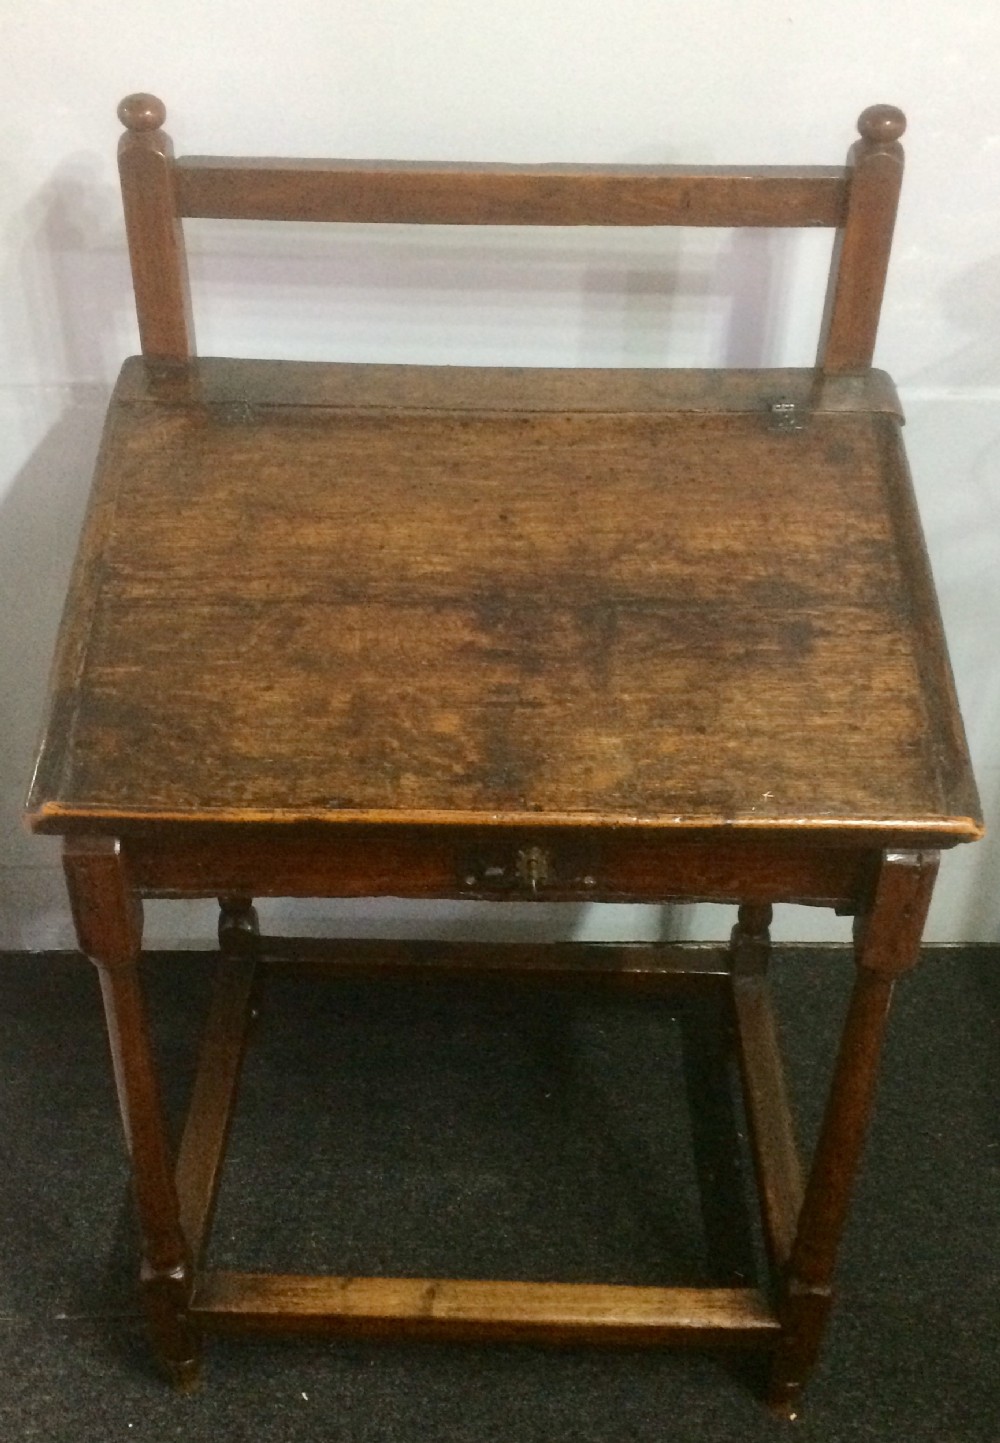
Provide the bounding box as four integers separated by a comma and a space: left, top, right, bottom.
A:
125, 823, 870, 910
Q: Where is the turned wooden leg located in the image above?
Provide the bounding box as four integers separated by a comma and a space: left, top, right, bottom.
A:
730, 903, 774, 979
766, 850, 939, 1417
64, 836, 200, 1390
218, 895, 260, 958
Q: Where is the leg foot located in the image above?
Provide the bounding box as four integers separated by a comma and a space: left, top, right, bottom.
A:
141, 1258, 201, 1384
766, 1384, 803, 1422
165, 1357, 202, 1393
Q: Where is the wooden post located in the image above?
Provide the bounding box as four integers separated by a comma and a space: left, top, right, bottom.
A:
117, 93, 194, 360
64, 836, 199, 1388
767, 850, 938, 1416
729, 903, 773, 978
817, 104, 906, 373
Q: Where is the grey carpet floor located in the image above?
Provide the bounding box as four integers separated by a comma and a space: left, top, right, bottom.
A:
1, 944, 997, 1442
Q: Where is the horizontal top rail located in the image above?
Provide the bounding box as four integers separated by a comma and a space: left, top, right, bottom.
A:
114, 95, 907, 365
173, 157, 849, 228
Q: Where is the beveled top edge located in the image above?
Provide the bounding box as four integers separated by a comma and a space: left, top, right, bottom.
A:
177, 154, 849, 180
112, 356, 904, 420
26, 799, 984, 846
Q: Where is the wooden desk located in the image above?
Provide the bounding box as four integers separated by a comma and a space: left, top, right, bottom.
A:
25, 97, 981, 1416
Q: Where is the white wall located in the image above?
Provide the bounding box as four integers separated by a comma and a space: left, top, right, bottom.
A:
2, 2, 999, 948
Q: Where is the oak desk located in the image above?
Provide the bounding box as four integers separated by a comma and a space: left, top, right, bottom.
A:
25, 97, 981, 1415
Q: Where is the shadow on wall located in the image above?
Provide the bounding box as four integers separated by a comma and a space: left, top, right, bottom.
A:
4, 154, 134, 385
0, 403, 109, 938
902, 250, 1000, 940
0, 155, 130, 843
0, 152, 129, 944
903, 250, 1000, 392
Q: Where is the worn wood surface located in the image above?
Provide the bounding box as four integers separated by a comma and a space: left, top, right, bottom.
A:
727, 902, 805, 1277
120, 823, 879, 907
112, 94, 906, 388
117, 94, 194, 361
63, 836, 199, 1384
175, 155, 847, 228
819, 105, 906, 373
26, 358, 980, 842
251, 936, 733, 995
190, 1272, 780, 1346
111, 356, 904, 416
766, 850, 939, 1414
790, 852, 941, 1286
730, 979, 804, 1273
26, 100, 984, 1408
174, 949, 256, 1266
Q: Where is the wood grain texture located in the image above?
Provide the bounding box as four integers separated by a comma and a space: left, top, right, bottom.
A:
818, 117, 904, 372
174, 156, 847, 228
175, 951, 256, 1265
118, 111, 194, 360
121, 824, 876, 907
727, 902, 804, 1277
873, 435, 982, 828
63, 835, 199, 1381
111, 356, 904, 417
767, 849, 938, 1411
730, 977, 804, 1273
191, 1272, 779, 1345
32, 101, 981, 1408
852, 848, 941, 976
25, 359, 981, 842
253, 936, 732, 996
62, 835, 143, 969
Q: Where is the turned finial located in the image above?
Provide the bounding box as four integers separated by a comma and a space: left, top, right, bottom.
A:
857, 104, 906, 145
118, 93, 167, 132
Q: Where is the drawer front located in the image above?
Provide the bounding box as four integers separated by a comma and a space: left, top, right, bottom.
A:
125, 823, 871, 910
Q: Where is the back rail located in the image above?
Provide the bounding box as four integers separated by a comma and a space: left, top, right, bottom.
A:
173, 158, 848, 229
116, 95, 905, 371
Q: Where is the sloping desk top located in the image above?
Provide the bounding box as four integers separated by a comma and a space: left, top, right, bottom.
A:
26, 357, 981, 846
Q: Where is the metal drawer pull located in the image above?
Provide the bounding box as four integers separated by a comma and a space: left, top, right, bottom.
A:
515, 846, 551, 894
